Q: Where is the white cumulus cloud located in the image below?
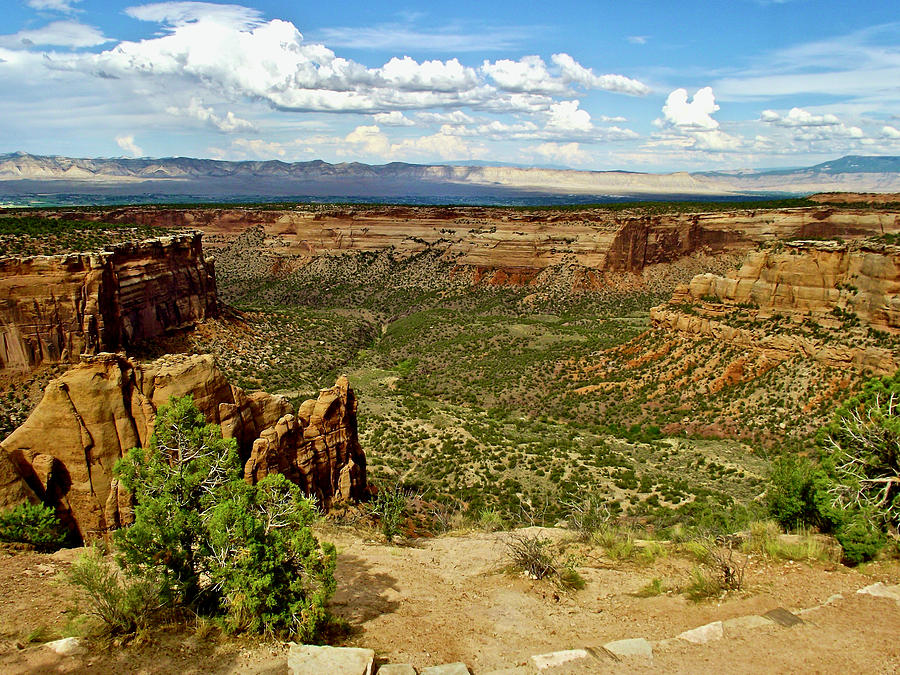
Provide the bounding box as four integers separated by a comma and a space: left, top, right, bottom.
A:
415, 110, 477, 126
27, 0, 83, 12
551, 53, 650, 96
115, 134, 143, 156
166, 98, 255, 132
373, 111, 415, 126
546, 100, 593, 132
658, 87, 720, 130
760, 107, 841, 127
125, 2, 264, 29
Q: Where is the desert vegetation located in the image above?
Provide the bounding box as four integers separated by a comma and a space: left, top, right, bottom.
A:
1, 205, 898, 673
0, 215, 172, 256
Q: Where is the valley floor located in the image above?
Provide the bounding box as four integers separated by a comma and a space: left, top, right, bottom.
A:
2, 527, 899, 674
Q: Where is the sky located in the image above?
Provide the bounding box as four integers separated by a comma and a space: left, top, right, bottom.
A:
1, 0, 899, 172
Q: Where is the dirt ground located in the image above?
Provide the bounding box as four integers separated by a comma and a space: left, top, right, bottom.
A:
1, 527, 899, 674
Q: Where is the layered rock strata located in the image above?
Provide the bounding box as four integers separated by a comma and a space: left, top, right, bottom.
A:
0, 233, 217, 371
667, 241, 900, 330
650, 240, 900, 375
0, 353, 366, 541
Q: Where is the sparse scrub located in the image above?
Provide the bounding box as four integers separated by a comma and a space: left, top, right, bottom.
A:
67, 547, 168, 635
478, 508, 505, 532
634, 577, 666, 597
371, 483, 410, 542
593, 524, 637, 560
505, 532, 584, 590
561, 492, 610, 540
743, 520, 834, 561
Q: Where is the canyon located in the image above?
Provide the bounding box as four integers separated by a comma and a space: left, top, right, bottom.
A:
38, 203, 900, 290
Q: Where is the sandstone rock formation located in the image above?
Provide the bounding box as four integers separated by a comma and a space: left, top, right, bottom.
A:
667, 241, 900, 331
0, 353, 366, 541
0, 233, 217, 371
644, 240, 900, 377
57, 205, 900, 292
650, 306, 897, 375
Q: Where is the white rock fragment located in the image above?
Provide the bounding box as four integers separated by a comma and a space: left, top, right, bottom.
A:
288, 643, 375, 675
857, 582, 900, 602
603, 637, 653, 658
677, 621, 724, 644
723, 615, 775, 634
44, 637, 86, 656
531, 648, 591, 670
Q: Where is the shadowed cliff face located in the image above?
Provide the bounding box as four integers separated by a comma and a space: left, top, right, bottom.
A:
0, 353, 366, 542
0, 234, 217, 371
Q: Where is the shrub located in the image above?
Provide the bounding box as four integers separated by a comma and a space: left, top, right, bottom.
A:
634, 577, 666, 598
370, 483, 408, 542
561, 492, 610, 540
66, 547, 167, 635
0, 503, 66, 551
766, 455, 824, 529
820, 372, 900, 521
834, 513, 886, 565
478, 508, 505, 532
593, 524, 636, 560
505, 532, 583, 590
104, 395, 337, 640
205, 475, 337, 638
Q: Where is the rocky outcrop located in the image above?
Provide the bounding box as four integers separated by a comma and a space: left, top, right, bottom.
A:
243, 376, 366, 506
650, 307, 897, 374
0, 449, 37, 511
0, 233, 217, 371
668, 241, 900, 331
0, 353, 366, 541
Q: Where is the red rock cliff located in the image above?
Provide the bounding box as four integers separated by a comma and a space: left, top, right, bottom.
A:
0, 233, 217, 371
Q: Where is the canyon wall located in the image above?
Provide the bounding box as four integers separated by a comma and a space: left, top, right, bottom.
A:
0, 353, 366, 541
0, 233, 217, 371
54, 205, 900, 285
648, 240, 900, 376
667, 241, 900, 330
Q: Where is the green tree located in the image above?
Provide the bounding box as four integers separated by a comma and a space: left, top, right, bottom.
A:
112, 395, 336, 638
821, 371, 900, 535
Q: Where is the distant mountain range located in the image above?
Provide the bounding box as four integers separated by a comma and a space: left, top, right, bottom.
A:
1, 152, 898, 205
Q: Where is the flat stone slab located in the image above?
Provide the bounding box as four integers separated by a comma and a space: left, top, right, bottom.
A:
678, 621, 724, 644
603, 637, 653, 659
288, 644, 374, 675
763, 608, 804, 627
44, 637, 86, 656
420, 664, 470, 675
857, 582, 900, 602
377, 666, 417, 675
531, 649, 591, 670
723, 615, 775, 634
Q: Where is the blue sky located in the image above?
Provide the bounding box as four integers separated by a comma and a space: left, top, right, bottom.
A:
1, 0, 898, 171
